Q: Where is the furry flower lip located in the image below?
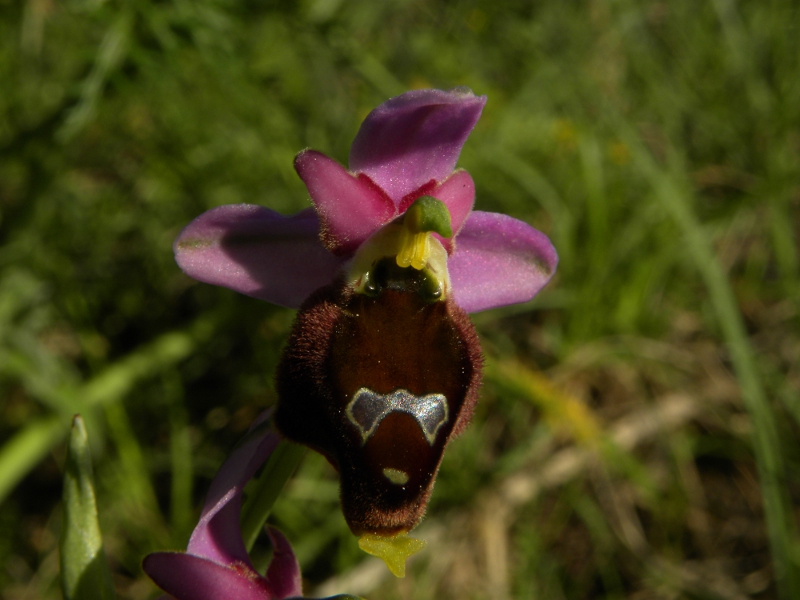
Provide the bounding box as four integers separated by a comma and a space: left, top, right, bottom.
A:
173, 88, 558, 538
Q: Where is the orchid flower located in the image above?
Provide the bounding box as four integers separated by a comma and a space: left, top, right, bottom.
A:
174, 88, 557, 314
143, 412, 360, 600
173, 89, 557, 550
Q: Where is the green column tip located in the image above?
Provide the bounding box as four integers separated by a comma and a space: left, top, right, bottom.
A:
404, 196, 453, 238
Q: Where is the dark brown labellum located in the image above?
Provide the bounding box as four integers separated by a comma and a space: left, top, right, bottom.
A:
275, 272, 482, 536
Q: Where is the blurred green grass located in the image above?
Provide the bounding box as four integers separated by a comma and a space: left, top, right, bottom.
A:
1, 0, 799, 598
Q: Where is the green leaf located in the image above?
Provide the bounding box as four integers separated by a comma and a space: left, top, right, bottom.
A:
0, 416, 67, 504
60, 415, 116, 600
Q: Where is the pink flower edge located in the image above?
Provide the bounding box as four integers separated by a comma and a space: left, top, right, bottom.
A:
348, 88, 486, 202
448, 211, 558, 313
174, 204, 346, 308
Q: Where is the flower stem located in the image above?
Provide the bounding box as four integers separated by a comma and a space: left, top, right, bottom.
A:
240, 439, 306, 552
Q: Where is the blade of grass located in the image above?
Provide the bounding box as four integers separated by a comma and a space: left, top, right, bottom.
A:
60, 415, 116, 600
81, 325, 210, 408
0, 415, 67, 503
167, 375, 193, 543
769, 197, 799, 291
57, 10, 133, 141
0, 319, 213, 505
103, 401, 163, 527
487, 357, 660, 503
621, 126, 799, 598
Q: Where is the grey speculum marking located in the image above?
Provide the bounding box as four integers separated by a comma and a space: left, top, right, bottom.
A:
346, 388, 449, 445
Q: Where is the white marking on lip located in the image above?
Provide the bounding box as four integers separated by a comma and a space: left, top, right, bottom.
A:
345, 387, 449, 445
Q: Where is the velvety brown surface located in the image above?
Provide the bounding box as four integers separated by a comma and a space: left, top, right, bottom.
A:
276, 278, 482, 535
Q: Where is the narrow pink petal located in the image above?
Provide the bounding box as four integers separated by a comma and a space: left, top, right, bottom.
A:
265, 527, 302, 599
143, 553, 273, 600
188, 412, 280, 567
349, 88, 486, 201
294, 150, 396, 255
449, 211, 558, 313
174, 205, 345, 308
425, 169, 476, 253
428, 170, 474, 236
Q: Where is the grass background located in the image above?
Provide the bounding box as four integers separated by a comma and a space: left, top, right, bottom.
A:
1, 0, 799, 598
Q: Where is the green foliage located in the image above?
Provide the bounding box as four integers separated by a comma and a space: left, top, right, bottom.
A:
1, 0, 799, 599
60, 416, 115, 600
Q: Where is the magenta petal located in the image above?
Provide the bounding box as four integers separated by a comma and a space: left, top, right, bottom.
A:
294, 150, 396, 255
143, 553, 273, 600
429, 170, 475, 246
174, 205, 345, 308
265, 527, 302, 599
449, 211, 558, 313
349, 88, 486, 202
188, 412, 280, 567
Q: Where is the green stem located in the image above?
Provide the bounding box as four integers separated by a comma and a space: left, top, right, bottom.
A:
240, 439, 306, 552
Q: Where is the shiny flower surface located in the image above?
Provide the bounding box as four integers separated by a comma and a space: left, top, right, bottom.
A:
173, 88, 558, 539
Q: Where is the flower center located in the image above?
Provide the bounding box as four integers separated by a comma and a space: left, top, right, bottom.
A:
347, 196, 453, 301
395, 195, 452, 270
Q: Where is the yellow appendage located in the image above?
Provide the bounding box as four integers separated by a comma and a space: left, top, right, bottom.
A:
396, 229, 431, 271
358, 532, 426, 577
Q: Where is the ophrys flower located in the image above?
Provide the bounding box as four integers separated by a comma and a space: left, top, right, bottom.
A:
173, 88, 557, 543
